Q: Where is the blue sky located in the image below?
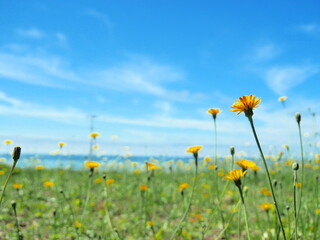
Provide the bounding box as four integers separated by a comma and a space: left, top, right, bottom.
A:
0, 1, 319, 157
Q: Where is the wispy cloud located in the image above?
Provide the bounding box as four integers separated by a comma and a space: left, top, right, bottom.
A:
298, 23, 320, 34
16, 28, 45, 39
84, 9, 113, 29
264, 65, 319, 94
253, 44, 280, 61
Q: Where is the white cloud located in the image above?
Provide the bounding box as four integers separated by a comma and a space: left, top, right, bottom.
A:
264, 65, 319, 94
16, 28, 45, 39
298, 23, 320, 34
253, 44, 279, 61
84, 9, 113, 29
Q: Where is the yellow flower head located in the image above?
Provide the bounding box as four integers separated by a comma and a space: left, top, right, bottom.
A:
89, 132, 100, 139
147, 221, 154, 227
230, 95, 261, 117
95, 178, 102, 183
186, 146, 202, 154
204, 156, 211, 162
85, 161, 100, 169
146, 162, 158, 170
250, 165, 260, 171
13, 184, 23, 189
58, 142, 66, 148
92, 144, 99, 150
278, 96, 287, 102
259, 203, 273, 211
44, 181, 54, 187
106, 179, 115, 185
208, 164, 216, 170
179, 183, 189, 191
134, 169, 140, 174
296, 183, 302, 188
0, 170, 5, 175
36, 165, 44, 170
140, 185, 148, 191
4, 140, 13, 145
224, 170, 247, 187
236, 160, 256, 170
316, 209, 320, 215
207, 108, 221, 119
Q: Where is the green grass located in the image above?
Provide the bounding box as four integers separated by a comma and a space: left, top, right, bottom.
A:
0, 158, 319, 239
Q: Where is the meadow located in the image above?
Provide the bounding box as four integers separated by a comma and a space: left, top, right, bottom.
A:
0, 95, 319, 240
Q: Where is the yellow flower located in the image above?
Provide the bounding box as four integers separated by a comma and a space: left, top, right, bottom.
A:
230, 95, 261, 117
305, 164, 311, 168
4, 140, 13, 145
147, 221, 154, 227
207, 108, 221, 119
92, 144, 99, 150
186, 146, 202, 154
250, 165, 260, 171
312, 166, 318, 170
44, 181, 54, 187
224, 170, 247, 187
218, 171, 224, 177
105, 179, 115, 185
168, 160, 174, 165
36, 165, 44, 170
0, 170, 4, 175
296, 183, 302, 188
146, 162, 158, 170
13, 184, 23, 189
204, 156, 211, 162
95, 178, 102, 183
134, 169, 140, 174
131, 162, 138, 167
264, 191, 272, 196
140, 185, 148, 191
208, 164, 216, 170
85, 161, 99, 169
75, 221, 82, 228
259, 203, 273, 211
278, 96, 287, 102
179, 183, 189, 191
89, 132, 100, 139
236, 160, 256, 170
286, 159, 293, 166
196, 214, 204, 221
316, 209, 320, 215
58, 142, 66, 148
259, 187, 268, 194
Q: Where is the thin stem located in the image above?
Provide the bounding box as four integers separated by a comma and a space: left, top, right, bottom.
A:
170, 158, 198, 240
293, 170, 298, 240
237, 186, 251, 240
297, 123, 304, 219
248, 116, 286, 240
214, 119, 218, 165
0, 161, 18, 207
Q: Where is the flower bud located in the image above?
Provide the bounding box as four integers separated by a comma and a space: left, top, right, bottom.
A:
230, 146, 235, 156
292, 162, 299, 171
295, 112, 301, 124
12, 146, 21, 162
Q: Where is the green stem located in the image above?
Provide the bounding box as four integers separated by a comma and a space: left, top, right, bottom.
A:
293, 170, 298, 240
170, 158, 198, 240
0, 161, 17, 207
238, 186, 251, 240
297, 123, 304, 219
248, 116, 286, 240
214, 119, 218, 165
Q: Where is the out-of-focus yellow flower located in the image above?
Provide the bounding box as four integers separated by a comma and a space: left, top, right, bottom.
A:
147, 221, 154, 227
196, 214, 204, 221
89, 132, 100, 139
44, 181, 54, 187
58, 142, 66, 148
177, 160, 183, 167
75, 221, 82, 228
269, 170, 276, 175
92, 144, 99, 150
185, 165, 191, 170
312, 166, 318, 170
236, 160, 256, 170
36, 165, 44, 170
95, 178, 102, 183
278, 96, 287, 102
168, 160, 174, 165
317, 159, 320, 164
275, 162, 280, 167
186, 146, 202, 154
218, 171, 224, 177
305, 164, 311, 168
208, 164, 216, 170
4, 140, 13, 145
85, 161, 99, 169
207, 108, 221, 119
146, 162, 158, 170
259, 187, 268, 194
13, 184, 23, 189
134, 169, 140, 174
286, 159, 293, 166
0, 170, 4, 175
230, 95, 261, 117
204, 156, 211, 162
106, 179, 115, 185
179, 183, 189, 191
111, 135, 118, 140
131, 162, 138, 167
251, 165, 260, 171
296, 183, 302, 188
264, 191, 272, 196
140, 185, 148, 191
259, 203, 273, 211
316, 209, 320, 215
